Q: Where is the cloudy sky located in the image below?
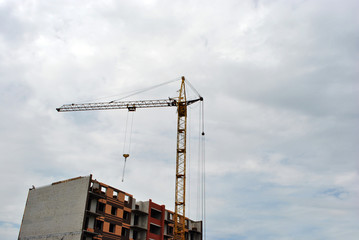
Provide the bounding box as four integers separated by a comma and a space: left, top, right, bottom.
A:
1, 0, 358, 239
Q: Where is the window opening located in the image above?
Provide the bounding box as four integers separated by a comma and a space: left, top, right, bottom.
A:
121, 227, 129, 237
150, 224, 161, 235
85, 217, 89, 228
133, 231, 138, 240
134, 214, 139, 225
111, 206, 117, 216
123, 211, 130, 220
101, 186, 107, 194
109, 223, 116, 233
95, 220, 103, 230
98, 202, 105, 212
150, 208, 162, 220
92, 182, 100, 191
113, 190, 118, 199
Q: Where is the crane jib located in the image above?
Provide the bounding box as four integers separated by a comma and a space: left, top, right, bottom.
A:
56, 97, 202, 112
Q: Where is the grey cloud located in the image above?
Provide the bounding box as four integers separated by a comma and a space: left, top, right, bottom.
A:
1, 1, 358, 240
0, 3, 26, 43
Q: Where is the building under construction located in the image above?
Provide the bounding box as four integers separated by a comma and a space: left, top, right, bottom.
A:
18, 175, 202, 240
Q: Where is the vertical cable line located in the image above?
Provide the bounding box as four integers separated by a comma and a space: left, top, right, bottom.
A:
188, 103, 201, 221
122, 112, 130, 182
128, 112, 135, 153
122, 111, 135, 182
123, 111, 130, 154
196, 102, 201, 221
187, 105, 191, 219
201, 100, 206, 240
201, 134, 206, 240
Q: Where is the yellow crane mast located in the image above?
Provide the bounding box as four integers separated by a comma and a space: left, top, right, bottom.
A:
174, 78, 187, 239
56, 76, 203, 240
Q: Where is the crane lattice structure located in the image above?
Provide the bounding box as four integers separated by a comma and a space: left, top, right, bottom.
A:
57, 76, 203, 240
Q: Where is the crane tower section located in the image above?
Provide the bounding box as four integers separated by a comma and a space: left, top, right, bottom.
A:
174, 77, 187, 239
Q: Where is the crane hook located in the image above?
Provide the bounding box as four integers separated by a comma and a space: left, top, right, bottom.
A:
122, 154, 129, 182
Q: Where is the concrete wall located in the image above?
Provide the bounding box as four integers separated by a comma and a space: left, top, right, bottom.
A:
188, 220, 202, 232
18, 176, 90, 240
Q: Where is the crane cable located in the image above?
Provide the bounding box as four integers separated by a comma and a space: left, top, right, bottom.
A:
111, 77, 180, 102
185, 79, 202, 98
122, 110, 135, 182
193, 98, 206, 240
201, 100, 206, 240
196, 104, 201, 220
75, 77, 181, 104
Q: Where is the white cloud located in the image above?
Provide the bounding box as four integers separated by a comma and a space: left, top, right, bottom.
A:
1, 0, 358, 240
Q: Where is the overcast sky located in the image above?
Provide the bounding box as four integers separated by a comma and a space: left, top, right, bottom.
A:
1, 0, 359, 239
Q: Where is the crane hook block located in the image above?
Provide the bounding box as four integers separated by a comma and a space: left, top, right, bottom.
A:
123, 154, 129, 158
128, 106, 136, 111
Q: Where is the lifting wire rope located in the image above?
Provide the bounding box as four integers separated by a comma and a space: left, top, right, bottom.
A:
187, 103, 194, 220
122, 109, 135, 182
201, 100, 206, 240
194, 99, 206, 239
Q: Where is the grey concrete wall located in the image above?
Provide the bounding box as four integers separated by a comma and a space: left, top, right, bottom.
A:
188, 220, 202, 232
18, 176, 90, 240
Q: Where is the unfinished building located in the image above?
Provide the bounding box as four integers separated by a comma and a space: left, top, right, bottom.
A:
18, 175, 202, 240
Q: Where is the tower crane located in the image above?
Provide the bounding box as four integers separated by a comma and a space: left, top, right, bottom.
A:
56, 76, 203, 240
